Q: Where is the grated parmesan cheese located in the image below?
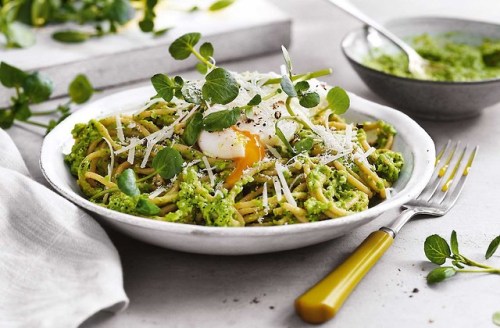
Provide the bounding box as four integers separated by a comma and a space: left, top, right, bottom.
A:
272, 176, 283, 202
115, 114, 125, 143
266, 145, 282, 159
202, 156, 215, 187
149, 187, 166, 199
102, 137, 115, 179
262, 182, 269, 210
127, 137, 138, 164
275, 163, 297, 207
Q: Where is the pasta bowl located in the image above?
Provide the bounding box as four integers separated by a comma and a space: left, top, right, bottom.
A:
40, 86, 435, 255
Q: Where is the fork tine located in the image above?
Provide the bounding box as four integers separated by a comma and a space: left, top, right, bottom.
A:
440, 146, 478, 209
433, 145, 468, 204
418, 140, 457, 201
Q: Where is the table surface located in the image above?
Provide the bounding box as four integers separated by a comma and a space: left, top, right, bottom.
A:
7, 0, 500, 327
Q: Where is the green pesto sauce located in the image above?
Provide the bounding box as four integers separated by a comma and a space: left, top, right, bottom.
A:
364, 34, 500, 81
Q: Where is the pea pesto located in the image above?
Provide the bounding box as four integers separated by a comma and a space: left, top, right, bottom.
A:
364, 34, 500, 81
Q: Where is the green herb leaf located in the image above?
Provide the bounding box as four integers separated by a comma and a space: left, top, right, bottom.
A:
451, 260, 464, 269
13, 101, 31, 121
294, 81, 309, 93
427, 266, 456, 284
168, 32, 201, 60
486, 235, 500, 259
424, 234, 452, 265
117, 168, 141, 196
69, 74, 93, 104
203, 107, 241, 132
108, 0, 135, 25
153, 27, 172, 37
31, 0, 51, 26
294, 137, 314, 153
52, 30, 91, 43
23, 72, 54, 103
276, 123, 294, 155
182, 111, 203, 146
299, 92, 320, 108
6, 22, 36, 48
0, 62, 28, 88
152, 147, 184, 180
151, 74, 174, 101
139, 19, 154, 32
450, 230, 460, 256
136, 197, 161, 215
202, 67, 239, 104
199, 42, 214, 59
280, 75, 296, 97
208, 0, 236, 11
493, 311, 500, 326
326, 87, 350, 114
196, 63, 208, 74
0, 109, 15, 129
247, 94, 262, 106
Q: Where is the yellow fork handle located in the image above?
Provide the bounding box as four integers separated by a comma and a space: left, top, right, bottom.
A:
295, 229, 394, 324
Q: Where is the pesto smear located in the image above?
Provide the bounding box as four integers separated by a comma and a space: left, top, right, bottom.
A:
364, 34, 500, 81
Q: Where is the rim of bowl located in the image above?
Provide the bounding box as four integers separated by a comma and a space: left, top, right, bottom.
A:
341, 15, 500, 85
40, 86, 435, 238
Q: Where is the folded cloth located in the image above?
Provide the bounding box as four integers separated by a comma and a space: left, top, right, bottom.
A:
0, 129, 128, 327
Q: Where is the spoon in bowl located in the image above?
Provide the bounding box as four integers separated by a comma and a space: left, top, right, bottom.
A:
325, 0, 430, 79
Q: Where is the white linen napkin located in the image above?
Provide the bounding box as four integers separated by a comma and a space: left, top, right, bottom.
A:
0, 129, 128, 327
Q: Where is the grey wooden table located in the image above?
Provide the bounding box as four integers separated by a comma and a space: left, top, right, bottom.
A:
7, 0, 500, 327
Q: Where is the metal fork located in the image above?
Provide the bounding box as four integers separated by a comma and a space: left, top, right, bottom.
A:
295, 141, 478, 324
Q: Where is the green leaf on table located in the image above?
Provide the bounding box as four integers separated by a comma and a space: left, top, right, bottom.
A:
108, 0, 135, 24
326, 87, 350, 114
151, 74, 174, 102
247, 94, 262, 106
0, 62, 28, 88
199, 42, 214, 59
13, 101, 31, 121
208, 0, 236, 12
202, 67, 239, 104
139, 19, 154, 33
6, 22, 36, 48
31, 0, 51, 26
69, 74, 94, 104
299, 92, 320, 108
52, 30, 91, 43
486, 235, 500, 259
203, 107, 241, 132
294, 137, 314, 153
136, 197, 161, 215
280, 74, 296, 97
450, 230, 460, 256
23, 72, 54, 103
0, 109, 15, 129
427, 266, 456, 284
182, 111, 203, 146
153, 27, 172, 37
168, 32, 201, 60
424, 234, 451, 265
117, 168, 141, 196
152, 147, 184, 180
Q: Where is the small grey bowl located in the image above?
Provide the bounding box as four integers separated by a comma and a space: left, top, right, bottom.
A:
342, 17, 500, 120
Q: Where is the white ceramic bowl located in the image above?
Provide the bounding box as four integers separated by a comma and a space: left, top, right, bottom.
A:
40, 86, 435, 255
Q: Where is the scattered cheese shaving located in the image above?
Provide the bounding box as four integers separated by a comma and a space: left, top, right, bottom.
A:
266, 145, 282, 159
149, 187, 166, 199
115, 114, 125, 143
272, 176, 283, 202
202, 156, 215, 187
275, 163, 297, 207
101, 137, 115, 179
262, 182, 269, 210
114, 138, 142, 155
127, 137, 138, 164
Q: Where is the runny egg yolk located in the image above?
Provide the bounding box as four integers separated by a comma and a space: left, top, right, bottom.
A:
225, 127, 265, 187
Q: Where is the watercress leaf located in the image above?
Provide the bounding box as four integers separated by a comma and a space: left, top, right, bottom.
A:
451, 260, 464, 269
139, 19, 154, 32
152, 147, 184, 180
208, 0, 235, 11
23, 72, 54, 103
280, 74, 296, 97
136, 197, 161, 215
108, 0, 135, 25
174, 76, 184, 87
196, 62, 208, 74
151, 74, 174, 101
69, 74, 93, 104
0, 62, 28, 88
153, 27, 172, 37
294, 81, 309, 93
52, 30, 91, 43
181, 82, 202, 104
449, 230, 460, 256
168, 32, 201, 60
202, 67, 239, 104
294, 137, 313, 153
188, 5, 200, 12
0, 109, 15, 129
424, 234, 451, 265
199, 42, 214, 59
203, 107, 241, 132
486, 235, 500, 259
275, 123, 294, 155
182, 111, 203, 146
281, 45, 292, 75
327, 86, 350, 114
13, 101, 31, 121
247, 94, 262, 106
299, 92, 320, 108
7, 22, 36, 48
117, 168, 140, 196
31, 0, 51, 26
427, 266, 456, 284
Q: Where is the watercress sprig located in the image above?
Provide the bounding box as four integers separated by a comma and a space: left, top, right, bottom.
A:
424, 231, 500, 284
0, 62, 94, 133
